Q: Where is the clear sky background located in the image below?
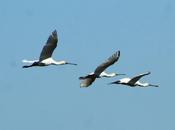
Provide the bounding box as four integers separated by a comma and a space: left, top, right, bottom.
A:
0, 0, 175, 130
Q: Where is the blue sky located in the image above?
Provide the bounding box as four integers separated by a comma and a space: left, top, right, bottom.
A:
0, 0, 175, 130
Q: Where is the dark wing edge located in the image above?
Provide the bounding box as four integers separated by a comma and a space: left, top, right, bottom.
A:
94, 50, 120, 76
128, 72, 151, 84
39, 30, 58, 61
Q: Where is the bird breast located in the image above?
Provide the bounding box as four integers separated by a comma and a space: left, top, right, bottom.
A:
41, 58, 55, 65
120, 78, 131, 83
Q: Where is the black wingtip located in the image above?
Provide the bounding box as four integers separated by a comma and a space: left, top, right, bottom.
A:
53, 29, 57, 33
147, 71, 151, 75
117, 50, 120, 56
52, 30, 57, 37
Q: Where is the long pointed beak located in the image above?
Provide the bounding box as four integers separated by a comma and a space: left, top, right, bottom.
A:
66, 62, 77, 65
117, 73, 126, 76
149, 84, 159, 87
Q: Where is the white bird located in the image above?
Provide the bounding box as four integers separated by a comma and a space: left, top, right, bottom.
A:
22, 30, 77, 68
109, 72, 159, 87
79, 51, 125, 87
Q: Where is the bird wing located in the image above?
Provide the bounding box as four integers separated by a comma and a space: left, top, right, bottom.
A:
94, 51, 120, 76
128, 72, 151, 84
39, 30, 58, 61
79, 75, 96, 87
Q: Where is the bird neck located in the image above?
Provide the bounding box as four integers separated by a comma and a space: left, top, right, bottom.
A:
100, 72, 116, 77
137, 82, 158, 87
107, 73, 116, 77
136, 82, 149, 87
54, 60, 66, 65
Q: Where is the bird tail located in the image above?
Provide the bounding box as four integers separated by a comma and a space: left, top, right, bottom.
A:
22, 59, 39, 64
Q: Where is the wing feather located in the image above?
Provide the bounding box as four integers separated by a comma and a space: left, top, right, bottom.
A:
80, 75, 96, 87
94, 51, 120, 76
128, 72, 151, 84
39, 30, 58, 61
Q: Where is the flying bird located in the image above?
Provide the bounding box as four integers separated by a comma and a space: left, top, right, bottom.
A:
109, 72, 159, 87
79, 51, 124, 87
22, 30, 77, 68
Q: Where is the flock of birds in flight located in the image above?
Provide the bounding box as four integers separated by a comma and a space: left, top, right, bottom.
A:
22, 30, 159, 88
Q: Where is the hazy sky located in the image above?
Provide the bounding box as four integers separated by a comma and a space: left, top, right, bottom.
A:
0, 0, 175, 130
